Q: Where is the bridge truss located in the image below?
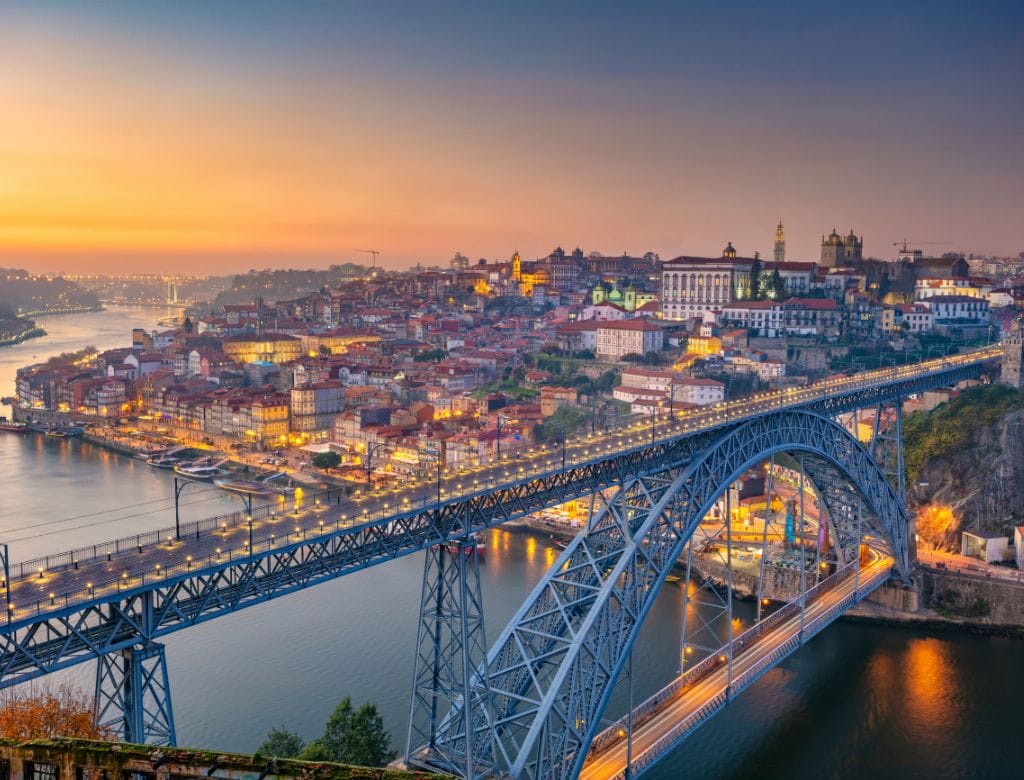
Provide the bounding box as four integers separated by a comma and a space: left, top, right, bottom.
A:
0, 355, 991, 756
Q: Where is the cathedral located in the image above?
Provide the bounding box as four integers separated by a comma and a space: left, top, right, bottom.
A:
820, 229, 863, 267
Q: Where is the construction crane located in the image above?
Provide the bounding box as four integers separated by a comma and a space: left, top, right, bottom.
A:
356, 249, 380, 271
893, 239, 951, 253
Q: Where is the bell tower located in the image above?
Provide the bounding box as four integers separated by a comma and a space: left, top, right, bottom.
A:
774, 221, 785, 264
512, 251, 522, 281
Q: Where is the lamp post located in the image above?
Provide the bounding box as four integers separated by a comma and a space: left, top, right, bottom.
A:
421, 450, 443, 509
495, 414, 508, 461
364, 442, 389, 487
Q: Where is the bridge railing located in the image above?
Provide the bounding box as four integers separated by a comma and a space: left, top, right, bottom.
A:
5, 492, 327, 582
595, 561, 896, 777
589, 561, 860, 756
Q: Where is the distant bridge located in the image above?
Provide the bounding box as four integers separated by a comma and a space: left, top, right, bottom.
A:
0, 346, 1000, 778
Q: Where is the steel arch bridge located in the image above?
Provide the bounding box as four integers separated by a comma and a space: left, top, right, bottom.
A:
421, 411, 907, 779
0, 347, 1001, 775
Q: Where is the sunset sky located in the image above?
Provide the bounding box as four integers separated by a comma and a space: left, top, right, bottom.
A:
1, 1, 1021, 274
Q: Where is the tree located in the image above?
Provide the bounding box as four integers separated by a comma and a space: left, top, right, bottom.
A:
768, 267, 785, 299
0, 682, 111, 739
640, 351, 662, 366
620, 352, 644, 363
312, 451, 342, 470
319, 345, 332, 357
306, 696, 396, 767
258, 727, 305, 758
748, 253, 763, 300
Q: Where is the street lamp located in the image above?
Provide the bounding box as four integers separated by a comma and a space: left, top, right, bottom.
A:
364, 442, 389, 487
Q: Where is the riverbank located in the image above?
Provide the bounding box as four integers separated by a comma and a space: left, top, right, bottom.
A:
20, 304, 105, 318
0, 325, 47, 347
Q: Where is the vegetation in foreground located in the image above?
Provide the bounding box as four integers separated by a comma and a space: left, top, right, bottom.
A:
257, 697, 396, 767
0, 682, 111, 739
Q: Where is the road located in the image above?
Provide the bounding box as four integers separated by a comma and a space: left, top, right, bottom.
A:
3, 348, 993, 623
916, 545, 1024, 583
579, 553, 893, 780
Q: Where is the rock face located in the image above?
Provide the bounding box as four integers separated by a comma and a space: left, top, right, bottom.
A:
910, 407, 1024, 537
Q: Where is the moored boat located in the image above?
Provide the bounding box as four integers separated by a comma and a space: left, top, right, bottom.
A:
446, 531, 486, 558
0, 417, 30, 434
214, 478, 278, 496
173, 464, 230, 481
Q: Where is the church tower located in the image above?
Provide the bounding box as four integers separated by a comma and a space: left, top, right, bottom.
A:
1001, 318, 1024, 388
512, 251, 522, 281
774, 221, 786, 264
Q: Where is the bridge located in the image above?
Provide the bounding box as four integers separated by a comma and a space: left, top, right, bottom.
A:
0, 346, 1002, 778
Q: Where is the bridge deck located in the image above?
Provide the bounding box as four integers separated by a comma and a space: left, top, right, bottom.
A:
579, 555, 894, 780
2, 349, 993, 629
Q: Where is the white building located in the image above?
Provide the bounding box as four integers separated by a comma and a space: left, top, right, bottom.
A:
595, 319, 664, 361
920, 295, 990, 324
1015, 526, 1024, 571
961, 530, 1008, 563
661, 244, 755, 320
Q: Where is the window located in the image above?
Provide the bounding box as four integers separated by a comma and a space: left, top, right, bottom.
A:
26, 764, 58, 780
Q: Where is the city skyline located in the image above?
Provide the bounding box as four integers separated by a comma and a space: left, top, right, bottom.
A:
1, 1, 1022, 274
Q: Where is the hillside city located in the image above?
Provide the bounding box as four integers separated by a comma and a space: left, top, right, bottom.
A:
9, 229, 1023, 492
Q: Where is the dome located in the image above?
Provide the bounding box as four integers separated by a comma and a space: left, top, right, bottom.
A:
722, 242, 737, 258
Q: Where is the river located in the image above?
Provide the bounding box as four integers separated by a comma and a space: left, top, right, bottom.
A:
0, 308, 1019, 778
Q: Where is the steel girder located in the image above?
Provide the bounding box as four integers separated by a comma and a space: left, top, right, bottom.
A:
94, 640, 175, 745
436, 411, 907, 780
0, 434, 721, 689
0, 355, 978, 689
407, 537, 494, 778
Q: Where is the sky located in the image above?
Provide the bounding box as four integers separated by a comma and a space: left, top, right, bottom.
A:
0, 1, 1022, 274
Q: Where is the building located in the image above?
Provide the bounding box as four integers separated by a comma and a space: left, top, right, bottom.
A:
820, 228, 863, 268
540, 386, 578, 416
290, 380, 345, 437
961, 530, 1008, 563
661, 244, 756, 320
773, 221, 785, 264
221, 333, 302, 364
615, 369, 724, 406
919, 295, 990, 325
595, 319, 664, 360
1016, 526, 1024, 570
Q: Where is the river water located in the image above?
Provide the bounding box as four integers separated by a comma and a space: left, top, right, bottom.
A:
0, 309, 1019, 778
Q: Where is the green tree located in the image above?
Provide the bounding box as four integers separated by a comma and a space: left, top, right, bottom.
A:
768, 268, 785, 299
257, 727, 305, 758
640, 351, 662, 365
304, 696, 396, 767
312, 451, 342, 470
748, 253, 763, 300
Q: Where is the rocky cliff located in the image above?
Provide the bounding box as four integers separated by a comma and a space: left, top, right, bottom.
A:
906, 384, 1024, 540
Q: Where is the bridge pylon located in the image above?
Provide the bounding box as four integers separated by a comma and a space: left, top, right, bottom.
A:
95, 641, 176, 746
405, 536, 493, 779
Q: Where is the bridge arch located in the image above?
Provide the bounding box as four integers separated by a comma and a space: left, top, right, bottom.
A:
436, 410, 909, 779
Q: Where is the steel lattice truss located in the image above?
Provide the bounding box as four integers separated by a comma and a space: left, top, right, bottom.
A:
94, 640, 175, 745
434, 411, 908, 780
407, 539, 494, 778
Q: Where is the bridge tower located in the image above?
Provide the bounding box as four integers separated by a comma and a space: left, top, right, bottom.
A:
1001, 318, 1024, 388
406, 537, 493, 778
95, 642, 176, 745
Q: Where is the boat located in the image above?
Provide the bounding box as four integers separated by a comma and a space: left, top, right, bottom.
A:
148, 456, 182, 469
214, 478, 278, 496
173, 464, 230, 481
0, 396, 17, 405
447, 531, 486, 558
45, 426, 82, 438
665, 574, 681, 584
0, 418, 30, 434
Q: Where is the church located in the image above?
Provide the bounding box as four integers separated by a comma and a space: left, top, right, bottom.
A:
820, 229, 863, 267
